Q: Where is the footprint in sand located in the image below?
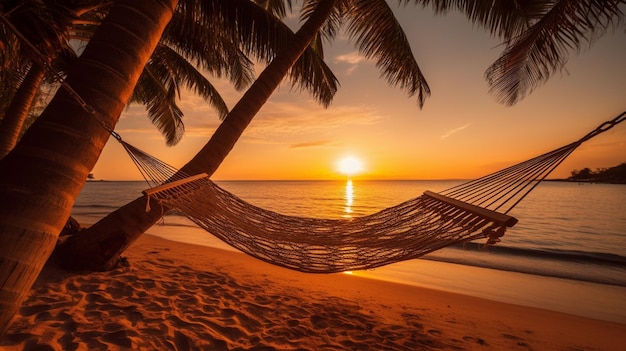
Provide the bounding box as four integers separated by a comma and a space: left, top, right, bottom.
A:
427, 329, 442, 336
503, 333, 530, 347
463, 335, 487, 346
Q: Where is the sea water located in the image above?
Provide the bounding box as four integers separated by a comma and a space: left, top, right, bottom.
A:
72, 180, 626, 323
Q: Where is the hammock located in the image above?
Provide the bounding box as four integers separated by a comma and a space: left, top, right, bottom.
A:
123, 112, 624, 273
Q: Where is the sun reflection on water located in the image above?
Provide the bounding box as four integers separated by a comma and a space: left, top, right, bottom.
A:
343, 180, 354, 218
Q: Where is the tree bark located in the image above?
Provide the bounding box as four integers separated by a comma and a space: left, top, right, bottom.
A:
58, 0, 340, 271
0, 63, 45, 160
0, 0, 177, 337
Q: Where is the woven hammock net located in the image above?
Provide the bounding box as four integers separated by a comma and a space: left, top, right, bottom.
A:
123, 112, 624, 273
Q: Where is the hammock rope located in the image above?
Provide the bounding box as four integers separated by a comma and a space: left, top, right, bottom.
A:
144, 178, 515, 272
133, 112, 624, 273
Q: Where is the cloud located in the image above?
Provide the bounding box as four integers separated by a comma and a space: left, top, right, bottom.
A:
335, 52, 367, 65
119, 104, 148, 119
178, 94, 224, 114
123, 97, 385, 146
334, 51, 369, 75
289, 140, 333, 149
241, 99, 383, 141
441, 123, 471, 140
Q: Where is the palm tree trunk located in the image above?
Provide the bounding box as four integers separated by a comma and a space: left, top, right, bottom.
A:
57, 0, 340, 271
0, 63, 45, 160
0, 0, 177, 337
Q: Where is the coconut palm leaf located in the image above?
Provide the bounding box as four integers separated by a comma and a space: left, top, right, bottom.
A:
132, 64, 185, 146
131, 44, 232, 146
315, 0, 431, 107
161, 10, 255, 91
412, 0, 546, 38
485, 0, 626, 105
0, 32, 23, 113
288, 31, 338, 107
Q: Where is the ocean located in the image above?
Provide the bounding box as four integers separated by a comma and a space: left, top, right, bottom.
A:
72, 179, 626, 323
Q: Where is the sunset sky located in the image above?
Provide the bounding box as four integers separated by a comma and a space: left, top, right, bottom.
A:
91, 6, 626, 181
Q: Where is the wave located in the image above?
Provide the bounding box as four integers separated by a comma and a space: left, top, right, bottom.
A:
456, 242, 626, 267
425, 256, 626, 287
428, 243, 626, 287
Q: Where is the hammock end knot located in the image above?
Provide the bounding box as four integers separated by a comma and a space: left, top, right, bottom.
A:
143, 193, 152, 212
485, 225, 506, 246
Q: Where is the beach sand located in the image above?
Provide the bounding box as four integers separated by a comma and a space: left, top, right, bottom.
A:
1, 234, 624, 351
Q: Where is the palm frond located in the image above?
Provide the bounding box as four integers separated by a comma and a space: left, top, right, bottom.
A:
344, 0, 431, 107
154, 45, 230, 119
289, 34, 339, 107
485, 0, 626, 105
176, 0, 281, 61
131, 57, 185, 146
6, 0, 77, 59
0, 1, 78, 118
410, 0, 550, 39
163, 12, 256, 90
130, 44, 236, 146
301, 0, 346, 42
0, 25, 21, 71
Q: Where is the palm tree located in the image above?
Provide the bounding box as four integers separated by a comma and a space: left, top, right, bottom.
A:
0, 0, 180, 335
57, 0, 435, 270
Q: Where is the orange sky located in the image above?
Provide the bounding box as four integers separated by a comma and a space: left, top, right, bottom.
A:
91, 7, 626, 181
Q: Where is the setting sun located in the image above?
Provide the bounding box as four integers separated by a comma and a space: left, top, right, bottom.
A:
337, 156, 364, 177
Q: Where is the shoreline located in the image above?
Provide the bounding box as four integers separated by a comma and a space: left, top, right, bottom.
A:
2, 233, 624, 350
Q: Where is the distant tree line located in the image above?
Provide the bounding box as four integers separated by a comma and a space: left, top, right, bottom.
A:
568, 163, 626, 184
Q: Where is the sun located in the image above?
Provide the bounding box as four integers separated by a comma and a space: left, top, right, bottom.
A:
337, 156, 364, 177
